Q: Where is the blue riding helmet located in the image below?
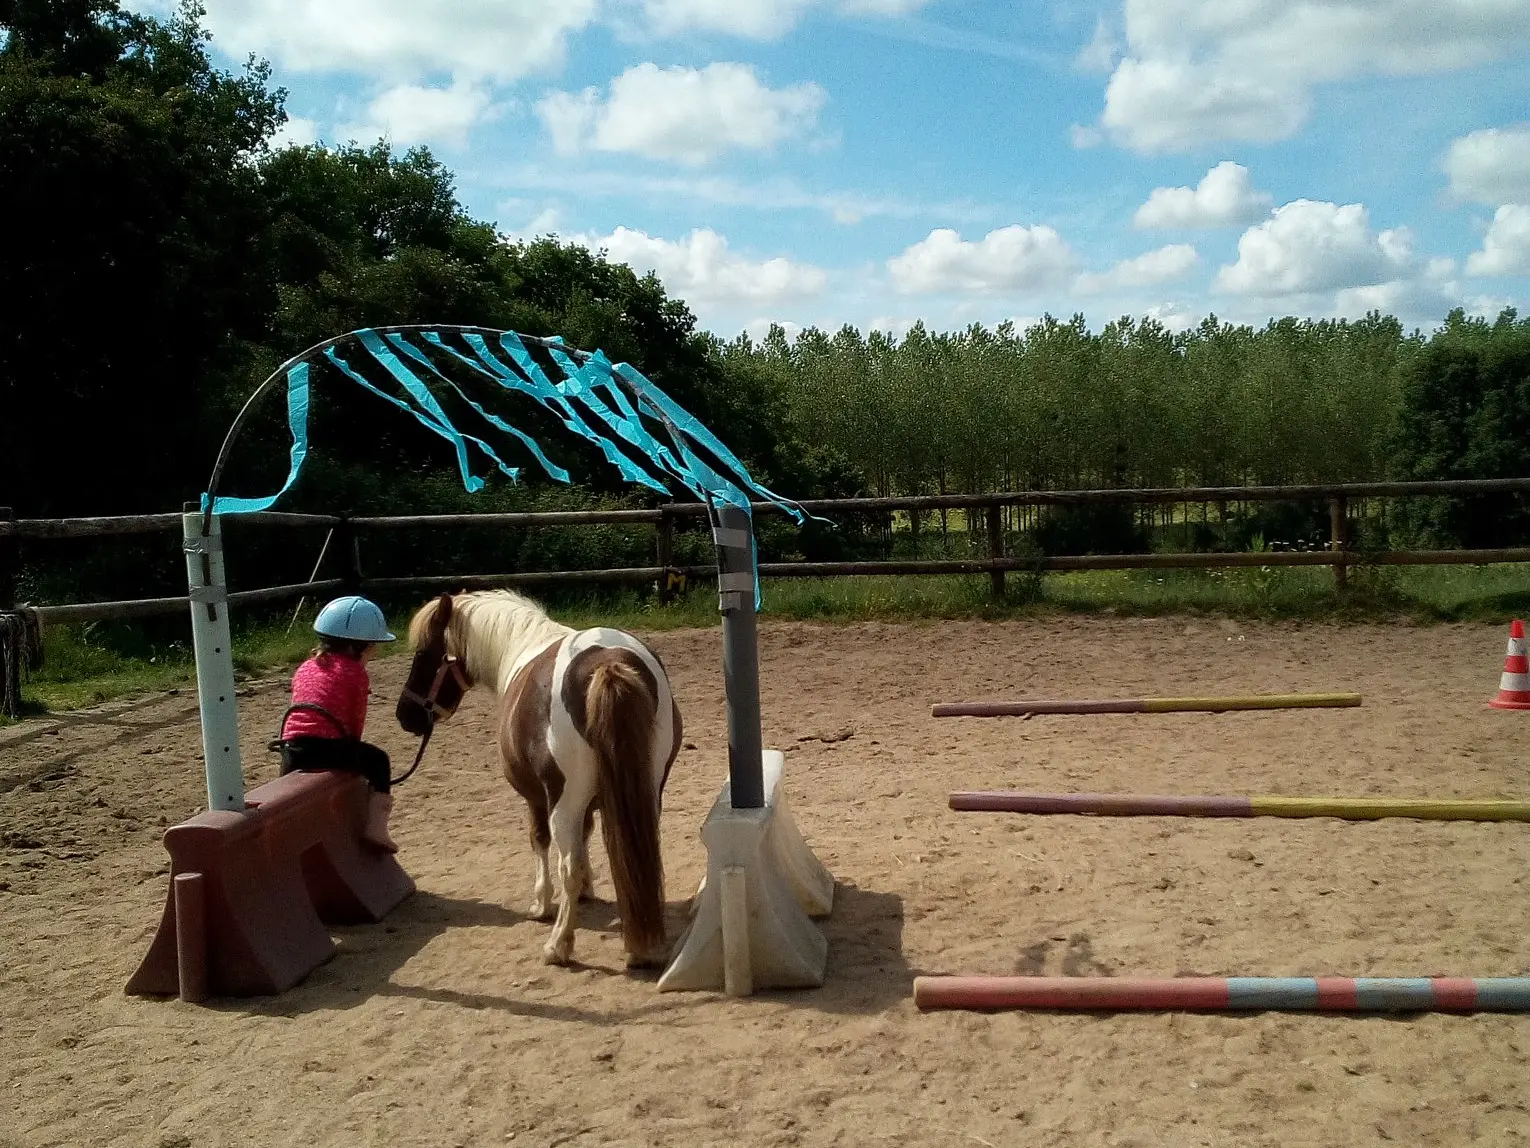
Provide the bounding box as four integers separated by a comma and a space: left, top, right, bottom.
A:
314, 595, 396, 643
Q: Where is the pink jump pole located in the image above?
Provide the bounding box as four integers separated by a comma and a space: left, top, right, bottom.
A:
913, 976, 1530, 1013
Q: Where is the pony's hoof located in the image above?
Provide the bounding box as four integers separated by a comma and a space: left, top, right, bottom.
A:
543, 937, 573, 966
529, 898, 554, 921
625, 949, 668, 970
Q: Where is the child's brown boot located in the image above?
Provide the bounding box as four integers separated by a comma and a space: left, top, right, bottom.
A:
363, 791, 399, 853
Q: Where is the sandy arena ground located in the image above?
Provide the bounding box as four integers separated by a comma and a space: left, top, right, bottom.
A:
3, 616, 1530, 1148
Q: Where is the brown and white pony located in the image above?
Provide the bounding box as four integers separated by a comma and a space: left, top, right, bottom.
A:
396, 590, 682, 968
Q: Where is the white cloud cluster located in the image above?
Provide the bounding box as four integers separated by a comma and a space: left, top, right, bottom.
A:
1215, 199, 1414, 296
539, 63, 825, 165
1444, 123, 1530, 205
639, 0, 930, 40
585, 226, 828, 306
1468, 205, 1530, 276
339, 82, 502, 148
196, 0, 597, 83
270, 115, 319, 149
887, 224, 1197, 299
1134, 162, 1273, 229
1097, 0, 1530, 153
887, 225, 1078, 294
1078, 244, 1200, 293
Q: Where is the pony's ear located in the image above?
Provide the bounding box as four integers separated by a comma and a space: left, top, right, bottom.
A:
435, 593, 454, 627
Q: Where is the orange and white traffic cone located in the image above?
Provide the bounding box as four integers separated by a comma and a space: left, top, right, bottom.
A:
1490, 620, 1530, 709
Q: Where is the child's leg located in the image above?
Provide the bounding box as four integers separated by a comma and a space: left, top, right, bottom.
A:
350, 742, 398, 852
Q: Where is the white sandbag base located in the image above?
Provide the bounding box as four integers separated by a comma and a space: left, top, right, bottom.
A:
658, 750, 834, 996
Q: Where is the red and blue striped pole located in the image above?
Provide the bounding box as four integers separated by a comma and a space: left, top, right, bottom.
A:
914, 976, 1530, 1012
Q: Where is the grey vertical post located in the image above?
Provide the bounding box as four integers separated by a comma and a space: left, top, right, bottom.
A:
713, 503, 764, 810
183, 508, 245, 811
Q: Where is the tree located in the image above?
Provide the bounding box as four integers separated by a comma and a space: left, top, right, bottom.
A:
1393, 308, 1530, 546
0, 0, 284, 515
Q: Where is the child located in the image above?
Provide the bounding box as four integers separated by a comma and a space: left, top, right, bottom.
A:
280, 595, 400, 852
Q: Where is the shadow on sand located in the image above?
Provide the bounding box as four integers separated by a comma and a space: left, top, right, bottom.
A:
218, 879, 913, 1021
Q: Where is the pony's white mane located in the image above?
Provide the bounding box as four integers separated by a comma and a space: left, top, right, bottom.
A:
440, 589, 572, 696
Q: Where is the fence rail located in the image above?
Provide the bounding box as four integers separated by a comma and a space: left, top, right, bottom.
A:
6, 478, 1530, 628
8, 477, 1530, 539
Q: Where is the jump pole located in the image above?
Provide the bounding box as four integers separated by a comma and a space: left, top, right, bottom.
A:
932, 693, 1361, 717
946, 790, 1530, 821
913, 975, 1530, 1013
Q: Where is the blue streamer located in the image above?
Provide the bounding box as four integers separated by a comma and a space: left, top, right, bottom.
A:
205, 326, 826, 611
322, 347, 511, 494
549, 349, 691, 490
613, 363, 829, 525
475, 333, 670, 494
204, 361, 311, 514
355, 330, 484, 493
385, 333, 570, 483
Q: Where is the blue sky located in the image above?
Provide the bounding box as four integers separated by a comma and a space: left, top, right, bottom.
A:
139, 1, 1530, 340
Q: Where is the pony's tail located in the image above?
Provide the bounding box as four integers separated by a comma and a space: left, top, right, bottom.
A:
586, 653, 666, 960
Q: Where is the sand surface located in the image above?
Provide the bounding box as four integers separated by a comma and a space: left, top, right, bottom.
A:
3, 616, 1529, 1147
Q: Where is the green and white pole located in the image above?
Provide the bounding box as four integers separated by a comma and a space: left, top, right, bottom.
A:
182, 509, 245, 811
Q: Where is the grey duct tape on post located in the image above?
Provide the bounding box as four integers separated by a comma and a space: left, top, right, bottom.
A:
710, 527, 752, 551
717, 570, 756, 612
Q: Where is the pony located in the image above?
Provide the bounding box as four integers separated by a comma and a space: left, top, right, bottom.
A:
396, 589, 682, 968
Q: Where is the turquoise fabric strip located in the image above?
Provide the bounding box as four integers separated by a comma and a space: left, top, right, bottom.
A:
204, 361, 311, 514
355, 330, 484, 493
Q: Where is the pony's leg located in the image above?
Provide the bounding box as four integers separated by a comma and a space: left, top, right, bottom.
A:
528, 804, 555, 921
579, 805, 596, 901
544, 783, 594, 966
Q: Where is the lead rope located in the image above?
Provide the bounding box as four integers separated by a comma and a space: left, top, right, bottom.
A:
391, 723, 432, 787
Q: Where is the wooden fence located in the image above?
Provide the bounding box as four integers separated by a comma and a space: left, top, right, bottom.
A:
5, 477, 1530, 629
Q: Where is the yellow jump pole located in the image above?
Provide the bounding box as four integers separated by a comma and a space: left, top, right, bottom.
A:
932, 693, 1361, 718
1248, 796, 1530, 821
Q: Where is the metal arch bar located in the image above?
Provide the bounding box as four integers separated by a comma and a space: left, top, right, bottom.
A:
201, 326, 596, 533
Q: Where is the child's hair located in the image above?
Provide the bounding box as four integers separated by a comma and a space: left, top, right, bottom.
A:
314, 635, 372, 660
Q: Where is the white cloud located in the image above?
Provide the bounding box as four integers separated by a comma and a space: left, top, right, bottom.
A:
867, 315, 920, 339
491, 163, 992, 225
1215, 200, 1414, 296
743, 318, 805, 342
499, 204, 566, 241
338, 82, 501, 148
196, 0, 597, 83
1467, 204, 1530, 276
639, 0, 930, 39
582, 226, 828, 305
1143, 301, 1200, 333
1134, 162, 1273, 229
1444, 124, 1530, 205
887, 225, 1078, 294
1077, 244, 1200, 293
538, 63, 825, 165
1099, 0, 1530, 153
1070, 124, 1104, 149
270, 115, 318, 149
1074, 15, 1120, 74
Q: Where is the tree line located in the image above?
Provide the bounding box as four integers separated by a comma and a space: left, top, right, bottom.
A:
3, 0, 1528, 611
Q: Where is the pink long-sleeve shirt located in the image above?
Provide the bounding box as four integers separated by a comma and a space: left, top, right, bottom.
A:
282, 653, 370, 740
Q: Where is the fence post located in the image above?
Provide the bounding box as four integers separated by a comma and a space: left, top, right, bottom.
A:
656, 507, 676, 605
988, 501, 1005, 599
0, 508, 15, 612
336, 515, 362, 596
1330, 496, 1349, 592
0, 507, 17, 719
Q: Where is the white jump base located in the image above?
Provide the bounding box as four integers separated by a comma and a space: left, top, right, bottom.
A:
659, 750, 834, 996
